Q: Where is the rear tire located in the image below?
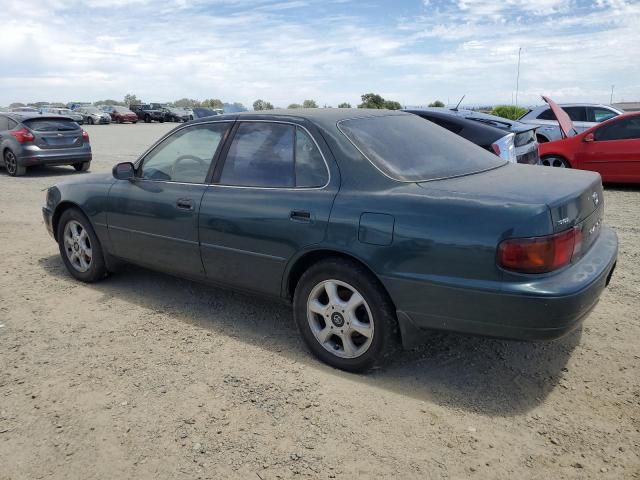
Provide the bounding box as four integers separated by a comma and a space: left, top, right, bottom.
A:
57, 208, 107, 283
293, 258, 400, 373
541, 156, 570, 168
144, 115, 151, 123
133, 120, 137, 124
4, 150, 26, 176
73, 162, 90, 172
88, 117, 94, 125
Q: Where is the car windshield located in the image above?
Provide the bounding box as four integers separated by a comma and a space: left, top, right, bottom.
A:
23, 118, 80, 131
338, 114, 505, 182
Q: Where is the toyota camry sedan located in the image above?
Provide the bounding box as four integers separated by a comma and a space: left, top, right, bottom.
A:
42, 109, 618, 372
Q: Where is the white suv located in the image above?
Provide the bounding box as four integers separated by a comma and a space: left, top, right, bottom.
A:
519, 104, 623, 143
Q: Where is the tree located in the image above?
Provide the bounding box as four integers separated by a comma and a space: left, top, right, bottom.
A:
491, 105, 528, 120
173, 98, 201, 108
287, 103, 302, 109
253, 99, 274, 111
358, 93, 401, 110
358, 93, 386, 109
124, 93, 140, 106
428, 100, 445, 107
302, 99, 318, 108
201, 98, 224, 109
9, 102, 25, 108
337, 102, 351, 108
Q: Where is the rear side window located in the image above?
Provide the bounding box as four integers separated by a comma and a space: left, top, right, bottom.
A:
23, 118, 80, 131
537, 108, 555, 120
338, 114, 504, 182
0, 116, 8, 131
295, 127, 328, 187
220, 123, 296, 187
563, 106, 587, 122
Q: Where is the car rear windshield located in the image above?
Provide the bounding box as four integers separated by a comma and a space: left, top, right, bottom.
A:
338, 114, 505, 182
23, 118, 80, 132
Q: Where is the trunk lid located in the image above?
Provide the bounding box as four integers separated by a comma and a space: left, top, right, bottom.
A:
24, 117, 83, 150
419, 164, 604, 232
542, 95, 576, 138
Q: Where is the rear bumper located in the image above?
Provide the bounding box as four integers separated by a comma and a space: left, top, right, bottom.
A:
17, 146, 92, 167
384, 226, 618, 342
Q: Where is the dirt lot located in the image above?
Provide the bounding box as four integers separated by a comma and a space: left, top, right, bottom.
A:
1, 123, 638, 479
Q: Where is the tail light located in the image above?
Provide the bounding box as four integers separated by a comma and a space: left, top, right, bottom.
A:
491, 133, 517, 163
10, 127, 35, 143
498, 226, 582, 273
82, 130, 89, 141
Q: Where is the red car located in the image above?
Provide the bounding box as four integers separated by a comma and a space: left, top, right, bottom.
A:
539, 96, 640, 184
109, 106, 138, 124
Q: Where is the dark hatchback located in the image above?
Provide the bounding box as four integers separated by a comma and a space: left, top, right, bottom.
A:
1, 113, 91, 176
42, 109, 617, 372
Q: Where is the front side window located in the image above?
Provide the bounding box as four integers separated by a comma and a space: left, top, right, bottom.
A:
595, 117, 640, 141
590, 107, 618, 123
139, 123, 229, 183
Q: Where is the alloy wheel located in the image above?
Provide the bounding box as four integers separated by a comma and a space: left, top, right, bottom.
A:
63, 220, 93, 272
542, 156, 568, 168
306, 279, 374, 359
4, 151, 17, 175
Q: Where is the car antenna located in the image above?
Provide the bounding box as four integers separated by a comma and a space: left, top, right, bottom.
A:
451, 94, 466, 111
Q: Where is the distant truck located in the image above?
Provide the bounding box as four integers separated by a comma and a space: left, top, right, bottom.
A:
129, 104, 165, 123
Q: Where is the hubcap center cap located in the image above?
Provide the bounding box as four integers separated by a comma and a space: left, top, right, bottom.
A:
330, 312, 345, 328
73, 242, 80, 252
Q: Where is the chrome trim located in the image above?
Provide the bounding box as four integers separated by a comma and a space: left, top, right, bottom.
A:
109, 225, 199, 245
200, 242, 286, 262
133, 118, 332, 191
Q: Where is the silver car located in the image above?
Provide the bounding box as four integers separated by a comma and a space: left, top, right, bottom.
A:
42, 107, 84, 124
0, 113, 92, 176
75, 106, 112, 125
519, 103, 623, 143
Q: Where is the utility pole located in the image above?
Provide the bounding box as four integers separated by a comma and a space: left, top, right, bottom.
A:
610, 85, 614, 104
515, 47, 522, 107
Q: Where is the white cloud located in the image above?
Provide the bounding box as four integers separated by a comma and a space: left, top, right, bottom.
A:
0, 0, 638, 108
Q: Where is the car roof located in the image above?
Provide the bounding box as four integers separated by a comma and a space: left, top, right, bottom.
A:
190, 108, 409, 131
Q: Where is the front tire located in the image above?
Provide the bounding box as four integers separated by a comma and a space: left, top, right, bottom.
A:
541, 156, 570, 168
57, 208, 107, 282
73, 162, 90, 172
4, 149, 26, 176
293, 258, 400, 372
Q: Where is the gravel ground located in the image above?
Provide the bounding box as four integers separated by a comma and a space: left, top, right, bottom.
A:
0, 123, 639, 479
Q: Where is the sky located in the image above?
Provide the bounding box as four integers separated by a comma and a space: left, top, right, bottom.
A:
1, 0, 639, 108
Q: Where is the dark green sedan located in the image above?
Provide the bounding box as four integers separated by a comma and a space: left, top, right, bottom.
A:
43, 109, 618, 372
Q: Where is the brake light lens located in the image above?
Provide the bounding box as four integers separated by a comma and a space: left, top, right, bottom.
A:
498, 226, 582, 273
82, 129, 89, 141
10, 127, 35, 143
491, 133, 517, 163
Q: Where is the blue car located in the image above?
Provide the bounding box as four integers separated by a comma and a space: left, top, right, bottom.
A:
42, 109, 617, 372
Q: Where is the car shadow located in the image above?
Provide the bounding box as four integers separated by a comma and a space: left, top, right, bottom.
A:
604, 183, 640, 192
38, 254, 579, 416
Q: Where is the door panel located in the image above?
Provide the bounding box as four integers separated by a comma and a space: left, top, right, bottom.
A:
198, 120, 338, 296
107, 181, 207, 276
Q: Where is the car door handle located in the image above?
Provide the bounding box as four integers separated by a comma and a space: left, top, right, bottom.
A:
290, 210, 311, 222
176, 198, 194, 210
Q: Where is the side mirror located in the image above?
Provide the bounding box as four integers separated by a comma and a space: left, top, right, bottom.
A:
112, 162, 135, 181
583, 132, 595, 143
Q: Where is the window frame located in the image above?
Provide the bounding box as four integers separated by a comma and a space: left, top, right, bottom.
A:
133, 120, 233, 185
212, 120, 331, 190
